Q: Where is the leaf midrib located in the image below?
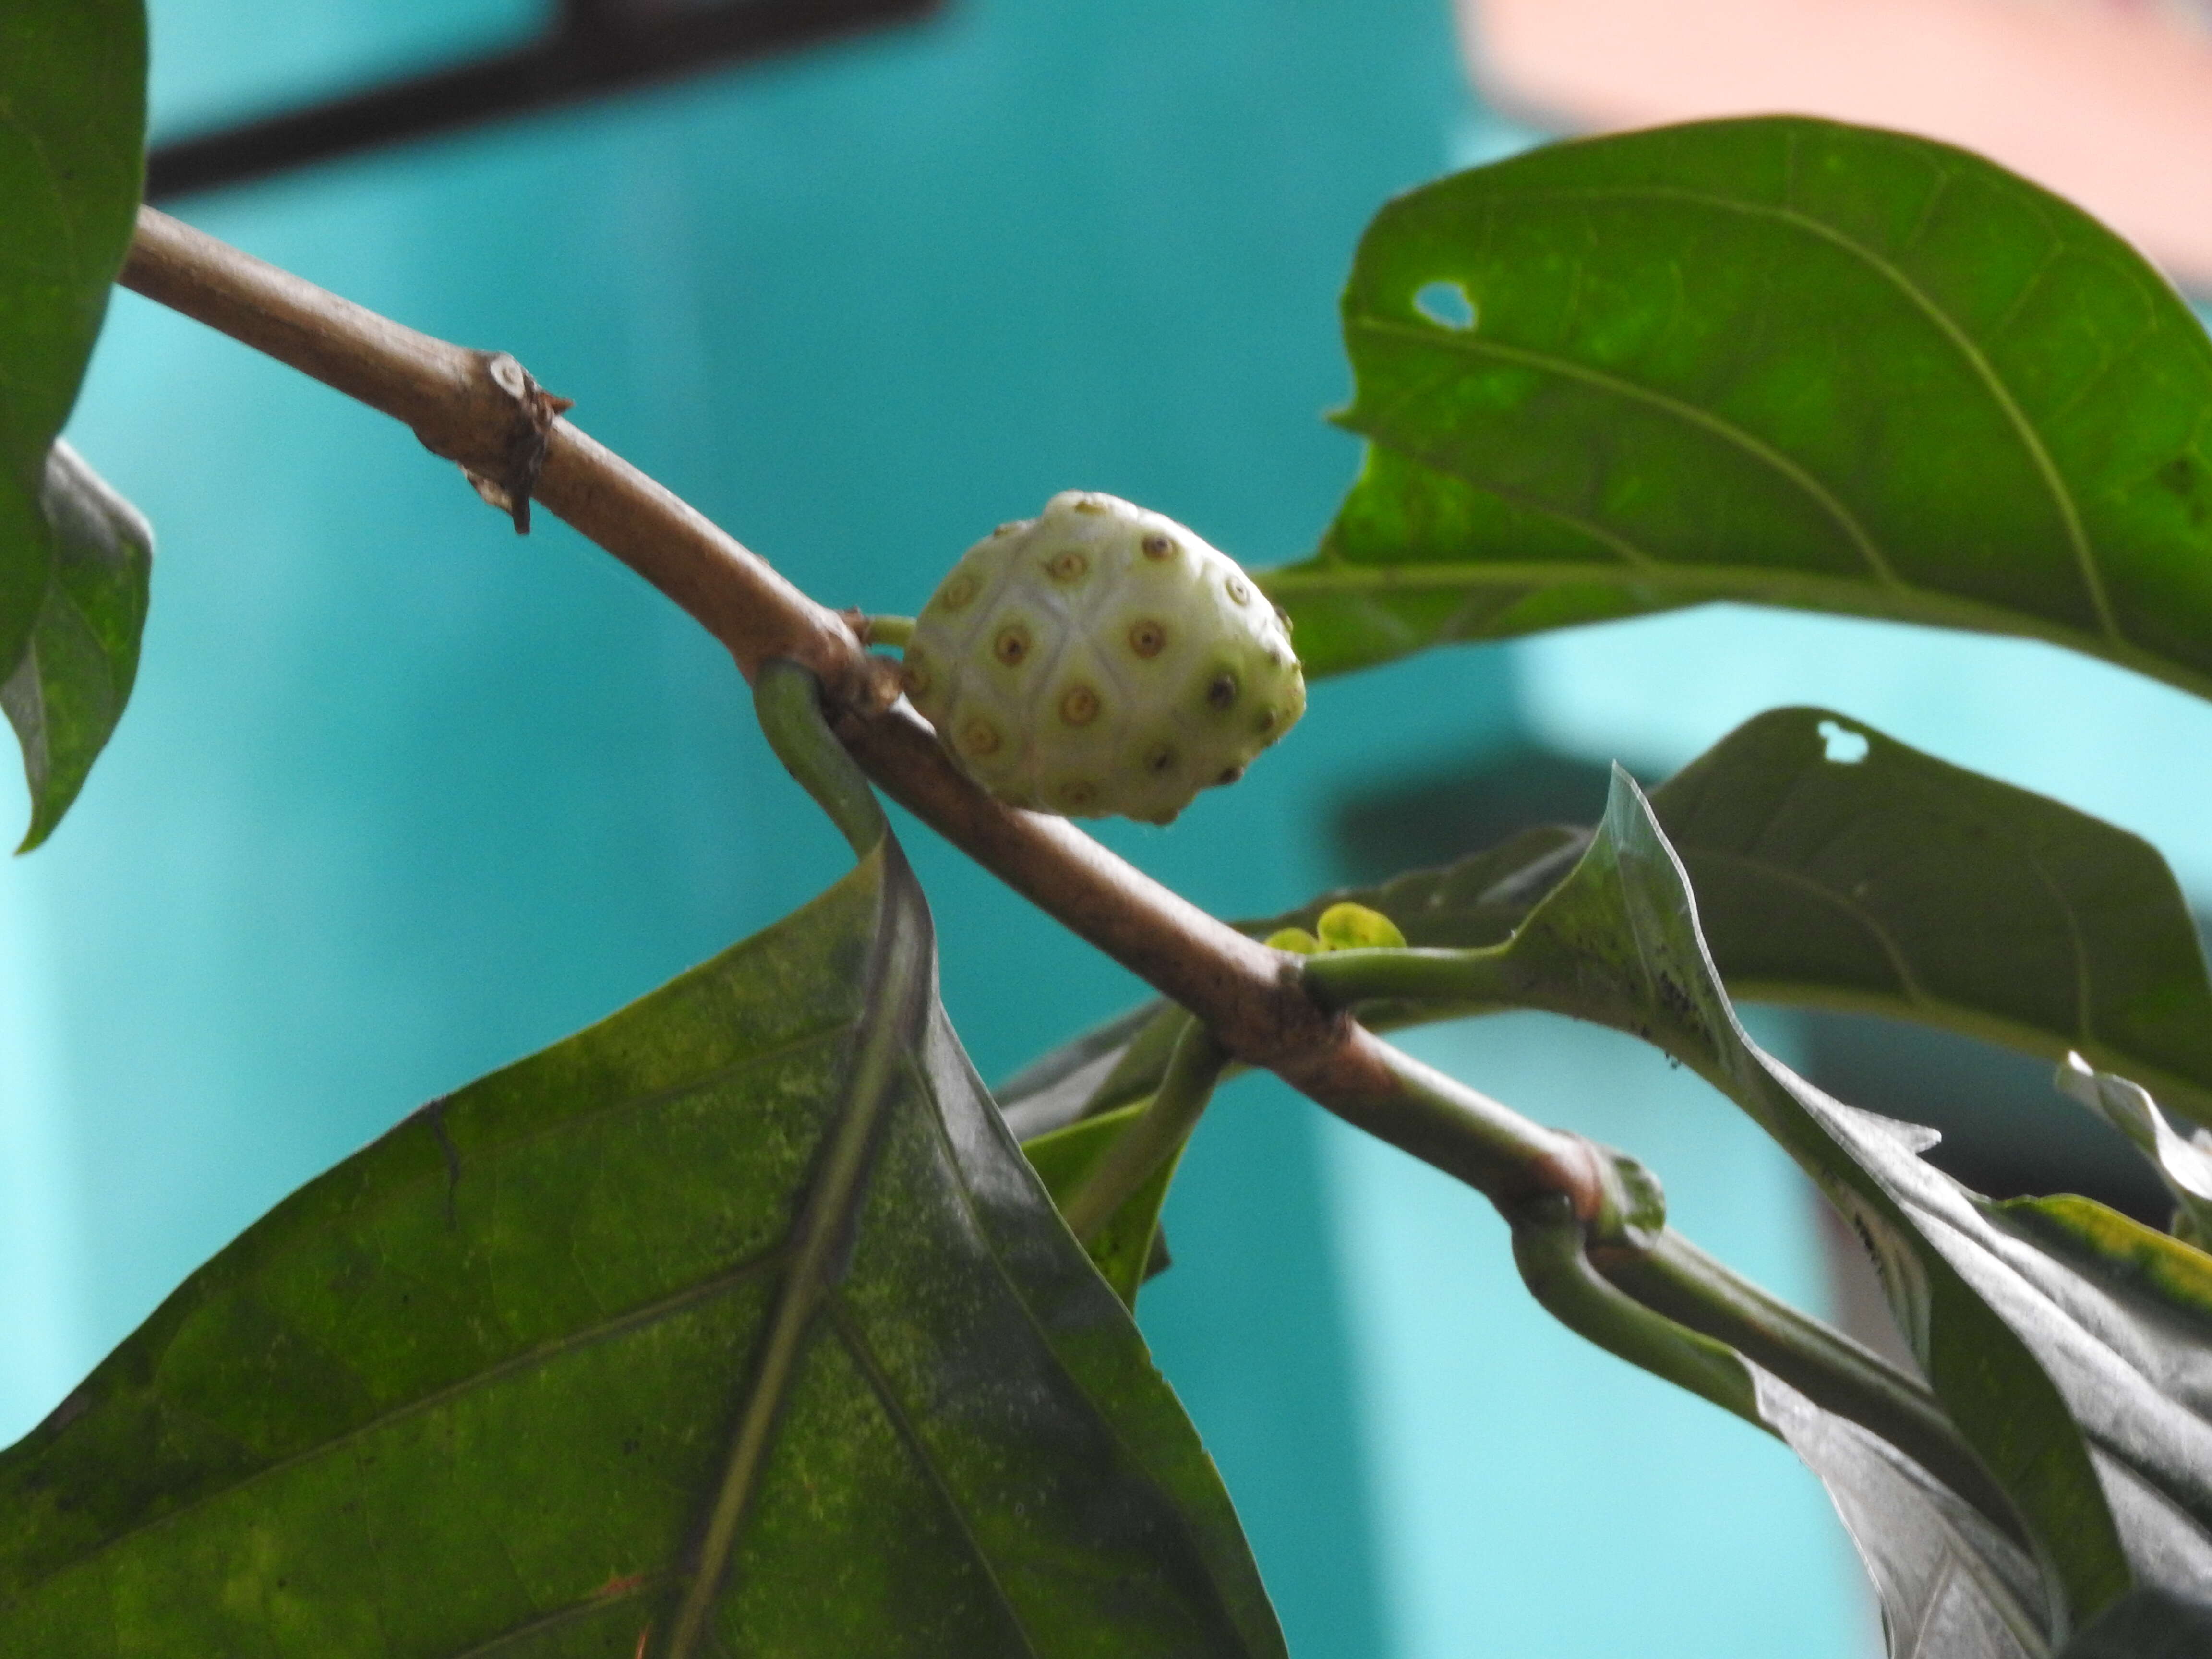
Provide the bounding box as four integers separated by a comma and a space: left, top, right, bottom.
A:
661, 872, 927, 1658
1259, 553, 2212, 703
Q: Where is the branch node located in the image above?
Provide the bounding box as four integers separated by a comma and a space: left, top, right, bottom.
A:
458, 352, 573, 535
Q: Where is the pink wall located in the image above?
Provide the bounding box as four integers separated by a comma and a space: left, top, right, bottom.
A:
1467, 0, 2212, 289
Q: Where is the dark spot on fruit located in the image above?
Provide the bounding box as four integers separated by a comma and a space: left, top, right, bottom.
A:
1145, 743, 1178, 774
1215, 765, 1245, 786
1205, 673, 1238, 711
1141, 533, 1175, 560
961, 718, 1002, 757
1046, 549, 1089, 582
1226, 576, 1251, 605
1254, 707, 1278, 735
1273, 602, 1293, 631
1059, 779, 1099, 810
1129, 619, 1167, 658
1059, 684, 1100, 725
994, 625, 1031, 667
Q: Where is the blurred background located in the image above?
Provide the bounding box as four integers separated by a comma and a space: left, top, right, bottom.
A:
8, 0, 2212, 1652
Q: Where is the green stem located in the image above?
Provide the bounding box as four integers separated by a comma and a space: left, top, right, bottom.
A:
1510, 1194, 1767, 1429
754, 659, 888, 857
866, 614, 915, 648
1333, 1033, 1587, 1201
1061, 1014, 1227, 1242
1347, 1032, 2012, 1533
1598, 1228, 2019, 1541
1301, 945, 1508, 1010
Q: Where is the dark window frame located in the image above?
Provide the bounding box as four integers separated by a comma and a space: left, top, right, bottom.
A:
148, 0, 942, 200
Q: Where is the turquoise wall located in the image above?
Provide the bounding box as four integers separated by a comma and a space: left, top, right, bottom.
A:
0, 2, 1865, 1653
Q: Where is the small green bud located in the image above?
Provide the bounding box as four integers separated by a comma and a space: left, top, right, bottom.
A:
1264, 926, 1322, 955
1315, 902, 1406, 952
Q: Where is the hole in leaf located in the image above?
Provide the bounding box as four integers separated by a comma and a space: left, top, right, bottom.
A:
1413, 280, 1475, 330
1818, 719, 1870, 765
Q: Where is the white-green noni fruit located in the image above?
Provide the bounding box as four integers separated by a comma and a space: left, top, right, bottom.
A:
903, 491, 1306, 824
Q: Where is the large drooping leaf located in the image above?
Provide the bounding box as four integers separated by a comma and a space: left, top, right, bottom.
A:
1262, 117, 2212, 693
0, 833, 1283, 1657
1007, 707, 2212, 1142
1457, 769, 2212, 1634
0, 2, 150, 847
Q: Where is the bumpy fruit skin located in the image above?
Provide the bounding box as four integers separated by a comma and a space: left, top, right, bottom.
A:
903, 491, 1306, 824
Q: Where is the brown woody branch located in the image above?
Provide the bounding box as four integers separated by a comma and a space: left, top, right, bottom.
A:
116, 209, 2007, 1525
117, 203, 1599, 1220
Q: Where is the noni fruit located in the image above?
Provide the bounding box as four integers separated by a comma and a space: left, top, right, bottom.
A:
902, 491, 1306, 824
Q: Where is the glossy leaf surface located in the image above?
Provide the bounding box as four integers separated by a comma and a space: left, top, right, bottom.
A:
1012, 708, 2212, 1139
1266, 118, 2212, 693
1753, 1370, 2047, 1658
1483, 771, 2212, 1631
0, 0, 149, 844
0, 840, 1282, 1658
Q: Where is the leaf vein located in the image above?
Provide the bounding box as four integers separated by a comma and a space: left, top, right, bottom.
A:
1350, 315, 1905, 591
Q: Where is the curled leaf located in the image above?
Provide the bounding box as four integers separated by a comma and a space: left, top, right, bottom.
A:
2054, 1055, 2212, 1247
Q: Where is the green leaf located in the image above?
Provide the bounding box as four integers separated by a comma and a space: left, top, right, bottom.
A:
0, 0, 150, 845
1000, 1001, 1198, 1139
1751, 1369, 2049, 1658
1014, 706, 2212, 1141
2, 442, 151, 849
0, 838, 1284, 1657
2054, 1057, 2212, 1245
1483, 770, 2212, 1630
1021, 1103, 1178, 1308
2059, 1586, 2212, 1657
1650, 708, 2212, 1131
1266, 117, 2212, 691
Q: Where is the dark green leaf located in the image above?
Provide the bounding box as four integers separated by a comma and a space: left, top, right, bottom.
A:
2058, 1586, 2212, 1656
1016, 707, 2212, 1144
996, 1001, 1172, 1134
1021, 1103, 1178, 1308
1650, 708, 2212, 1130
2, 442, 151, 849
1267, 117, 2212, 692
0, 0, 149, 846
0, 839, 1283, 1658
1752, 1370, 2048, 1658
1482, 769, 2212, 1629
